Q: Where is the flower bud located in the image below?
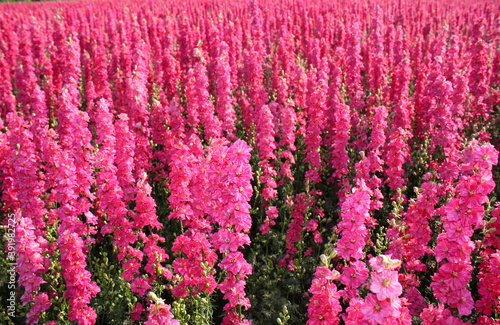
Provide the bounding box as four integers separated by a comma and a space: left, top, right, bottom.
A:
320, 254, 328, 266
148, 292, 159, 303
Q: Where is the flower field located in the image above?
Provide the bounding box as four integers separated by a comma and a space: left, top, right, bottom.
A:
0, 0, 500, 323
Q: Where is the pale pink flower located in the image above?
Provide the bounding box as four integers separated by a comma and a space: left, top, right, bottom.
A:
370, 269, 403, 300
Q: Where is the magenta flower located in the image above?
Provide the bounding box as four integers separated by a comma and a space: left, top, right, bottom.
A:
361, 293, 394, 324
131, 302, 145, 321
340, 260, 369, 290
131, 277, 152, 297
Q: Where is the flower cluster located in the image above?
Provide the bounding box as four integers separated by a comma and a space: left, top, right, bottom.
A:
431, 141, 498, 316
307, 264, 342, 325
343, 255, 411, 324
58, 231, 100, 324
280, 193, 313, 270
255, 103, 278, 201
169, 140, 218, 297
336, 180, 372, 261
208, 140, 254, 324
